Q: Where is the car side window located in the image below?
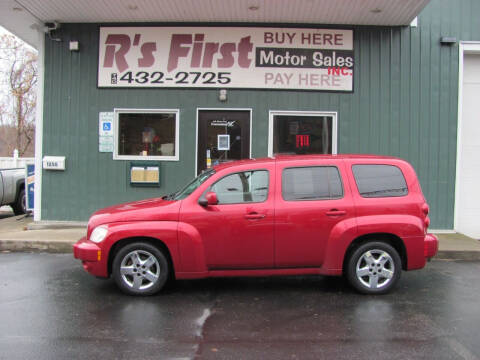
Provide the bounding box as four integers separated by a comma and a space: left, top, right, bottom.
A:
282, 166, 343, 201
352, 164, 408, 198
210, 170, 269, 204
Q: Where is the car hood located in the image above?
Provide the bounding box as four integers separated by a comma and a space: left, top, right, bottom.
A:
87, 197, 180, 230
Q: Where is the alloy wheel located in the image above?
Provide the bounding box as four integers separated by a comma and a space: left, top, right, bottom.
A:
119, 250, 160, 291
355, 249, 395, 290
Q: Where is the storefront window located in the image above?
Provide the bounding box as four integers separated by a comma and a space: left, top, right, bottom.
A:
269, 112, 337, 156
114, 110, 179, 160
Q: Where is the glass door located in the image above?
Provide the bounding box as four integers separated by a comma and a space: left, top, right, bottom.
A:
197, 110, 251, 174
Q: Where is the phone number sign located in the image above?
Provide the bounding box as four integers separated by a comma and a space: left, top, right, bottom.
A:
98, 27, 354, 91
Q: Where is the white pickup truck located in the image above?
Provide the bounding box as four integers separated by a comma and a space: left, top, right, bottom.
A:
0, 168, 26, 215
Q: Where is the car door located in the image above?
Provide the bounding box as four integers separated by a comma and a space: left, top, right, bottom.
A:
181, 164, 275, 269
274, 160, 355, 267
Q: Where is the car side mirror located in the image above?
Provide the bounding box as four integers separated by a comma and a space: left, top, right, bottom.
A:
199, 191, 219, 206
206, 191, 219, 205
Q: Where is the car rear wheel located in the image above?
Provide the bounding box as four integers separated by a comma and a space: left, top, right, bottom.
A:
112, 242, 169, 296
346, 242, 401, 295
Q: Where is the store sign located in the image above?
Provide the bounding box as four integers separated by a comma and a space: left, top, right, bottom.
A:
211, 120, 236, 127
98, 27, 354, 91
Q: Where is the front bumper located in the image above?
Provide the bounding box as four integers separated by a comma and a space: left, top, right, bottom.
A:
73, 236, 108, 277
424, 233, 439, 259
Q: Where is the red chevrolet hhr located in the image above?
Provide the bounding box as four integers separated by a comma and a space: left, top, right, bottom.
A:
74, 155, 438, 295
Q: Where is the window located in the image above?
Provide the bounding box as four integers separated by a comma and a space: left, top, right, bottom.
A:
282, 166, 343, 201
172, 169, 215, 200
269, 112, 337, 156
114, 109, 179, 160
209, 170, 269, 204
352, 165, 408, 198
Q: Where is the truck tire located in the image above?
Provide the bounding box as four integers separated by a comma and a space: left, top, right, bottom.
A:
12, 189, 26, 215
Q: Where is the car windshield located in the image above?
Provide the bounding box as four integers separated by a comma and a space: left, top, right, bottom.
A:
168, 169, 216, 200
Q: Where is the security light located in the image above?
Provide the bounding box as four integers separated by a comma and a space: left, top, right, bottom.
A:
219, 89, 227, 101
69, 41, 79, 51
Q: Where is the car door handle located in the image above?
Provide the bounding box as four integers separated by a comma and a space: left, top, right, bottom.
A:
245, 213, 266, 220
326, 209, 346, 217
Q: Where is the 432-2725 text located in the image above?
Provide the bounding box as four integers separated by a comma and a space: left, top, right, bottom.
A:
111, 71, 232, 85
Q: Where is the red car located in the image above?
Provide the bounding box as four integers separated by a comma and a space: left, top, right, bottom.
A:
74, 155, 438, 295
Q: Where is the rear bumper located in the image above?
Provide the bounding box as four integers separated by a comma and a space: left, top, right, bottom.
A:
73, 237, 108, 277
424, 233, 439, 259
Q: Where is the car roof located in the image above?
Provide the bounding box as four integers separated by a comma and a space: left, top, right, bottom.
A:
212, 154, 403, 171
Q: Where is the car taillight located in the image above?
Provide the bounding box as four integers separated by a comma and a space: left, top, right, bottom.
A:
422, 203, 429, 215
425, 216, 430, 228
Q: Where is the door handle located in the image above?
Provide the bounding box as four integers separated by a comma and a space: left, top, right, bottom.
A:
326, 209, 346, 217
245, 213, 266, 220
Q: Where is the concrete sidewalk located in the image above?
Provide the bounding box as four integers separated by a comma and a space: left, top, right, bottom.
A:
0, 212, 84, 253
0, 209, 479, 260
435, 233, 480, 261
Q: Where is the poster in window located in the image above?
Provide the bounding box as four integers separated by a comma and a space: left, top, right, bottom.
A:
289, 121, 299, 135
218, 135, 230, 151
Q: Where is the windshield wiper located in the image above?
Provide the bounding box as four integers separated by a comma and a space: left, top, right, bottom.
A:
162, 192, 177, 200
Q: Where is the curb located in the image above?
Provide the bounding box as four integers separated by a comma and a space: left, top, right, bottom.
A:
0, 240, 74, 253
435, 250, 480, 261
27, 221, 87, 230
1, 240, 480, 261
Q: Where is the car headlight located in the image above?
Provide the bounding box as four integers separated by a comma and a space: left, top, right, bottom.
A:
90, 226, 108, 243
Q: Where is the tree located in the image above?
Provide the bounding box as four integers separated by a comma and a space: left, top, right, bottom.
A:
0, 33, 37, 157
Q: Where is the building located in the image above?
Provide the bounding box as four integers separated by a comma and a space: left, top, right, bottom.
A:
0, 0, 479, 236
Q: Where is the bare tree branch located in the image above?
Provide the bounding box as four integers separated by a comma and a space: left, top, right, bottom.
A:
0, 34, 37, 156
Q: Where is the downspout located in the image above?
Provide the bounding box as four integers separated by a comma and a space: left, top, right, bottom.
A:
33, 30, 44, 221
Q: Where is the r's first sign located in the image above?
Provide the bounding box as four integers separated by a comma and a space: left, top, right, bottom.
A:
98, 27, 354, 92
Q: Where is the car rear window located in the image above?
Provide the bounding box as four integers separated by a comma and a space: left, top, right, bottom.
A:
352, 164, 408, 198
282, 166, 343, 201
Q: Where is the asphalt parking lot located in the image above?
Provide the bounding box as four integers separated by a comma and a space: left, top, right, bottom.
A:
0, 253, 479, 360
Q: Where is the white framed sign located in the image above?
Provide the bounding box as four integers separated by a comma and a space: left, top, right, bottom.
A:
98, 27, 354, 91
99, 112, 114, 152
217, 135, 230, 151
99, 112, 114, 136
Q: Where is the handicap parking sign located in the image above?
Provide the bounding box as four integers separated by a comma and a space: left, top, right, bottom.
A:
99, 120, 113, 136
99, 112, 114, 152
99, 112, 114, 136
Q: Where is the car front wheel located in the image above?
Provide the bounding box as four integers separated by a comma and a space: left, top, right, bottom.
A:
112, 242, 169, 296
346, 242, 402, 295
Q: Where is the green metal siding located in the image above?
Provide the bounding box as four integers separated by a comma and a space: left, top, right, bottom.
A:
42, 0, 480, 227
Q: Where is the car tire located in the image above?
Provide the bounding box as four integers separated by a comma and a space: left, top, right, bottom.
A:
12, 189, 26, 215
346, 241, 402, 295
112, 242, 169, 296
